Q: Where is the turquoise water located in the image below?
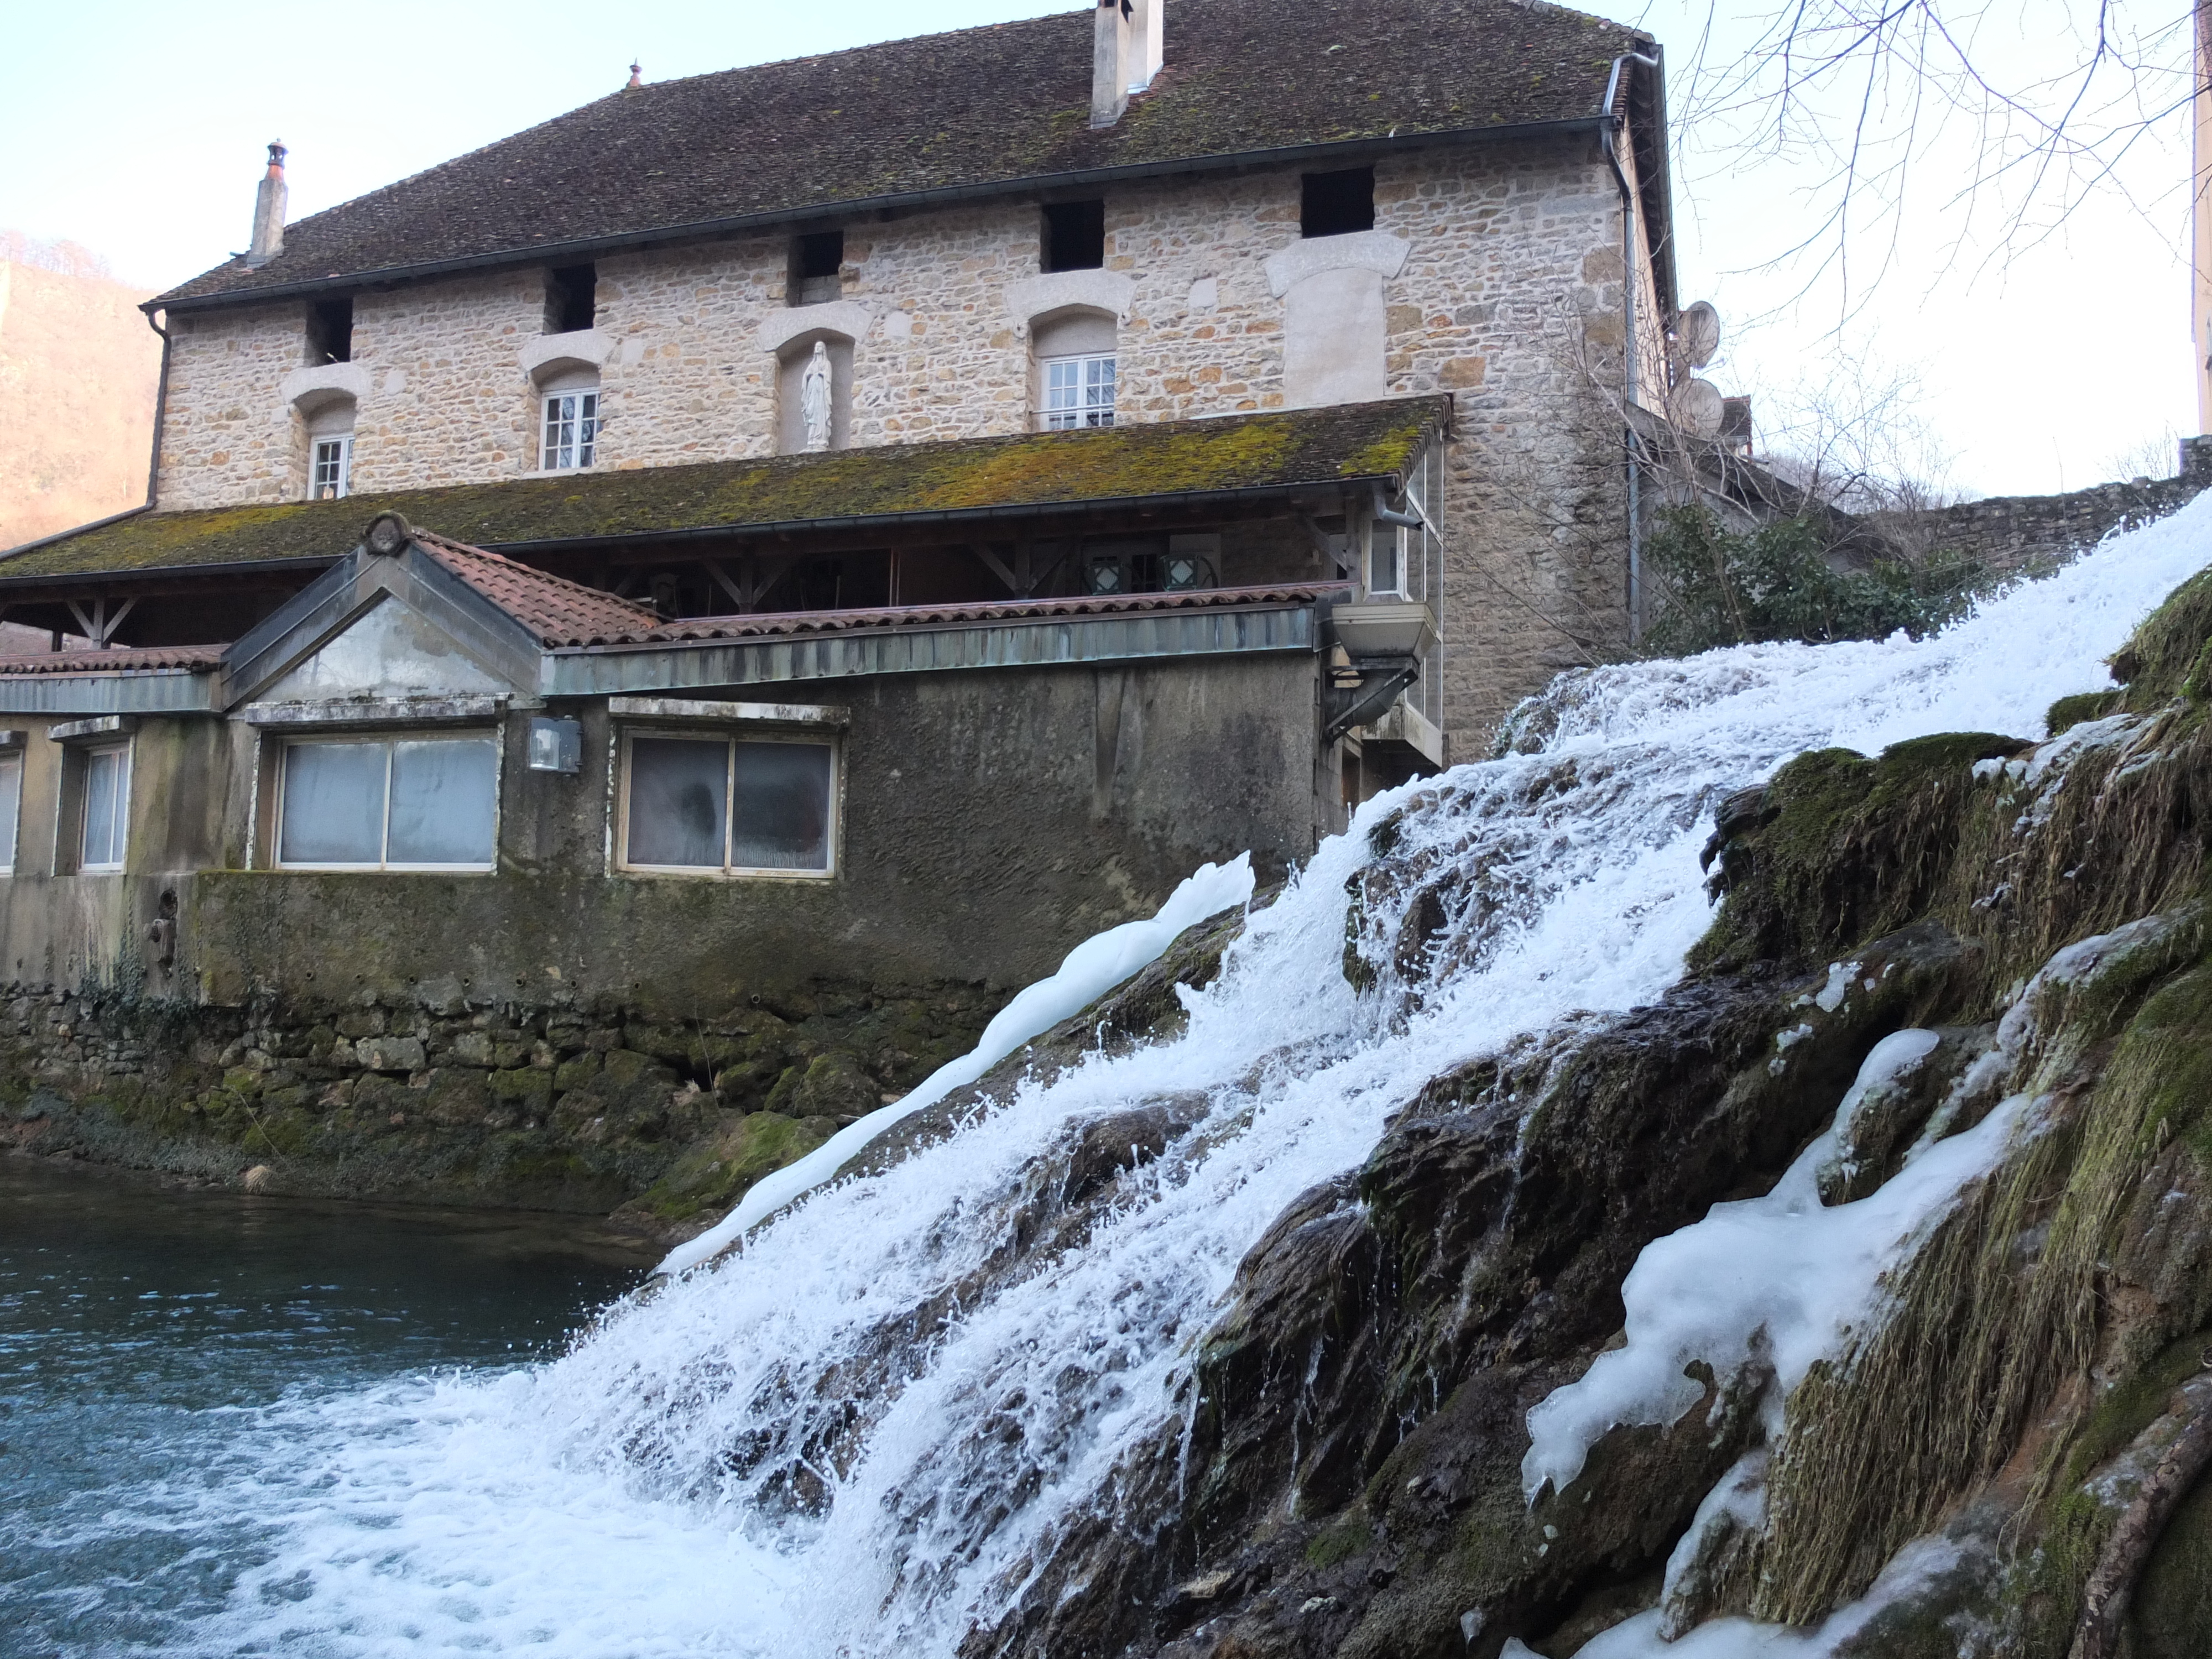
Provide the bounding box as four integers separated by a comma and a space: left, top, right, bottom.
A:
0, 1157, 649, 1657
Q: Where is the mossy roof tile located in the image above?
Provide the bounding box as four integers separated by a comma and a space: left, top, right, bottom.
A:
159, 0, 1644, 307
0, 399, 1443, 585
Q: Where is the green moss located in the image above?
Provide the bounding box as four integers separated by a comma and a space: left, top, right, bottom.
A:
7, 401, 1446, 581
2112, 564, 2212, 709
1304, 1514, 1374, 1569
2045, 690, 2124, 736
2131, 1472, 2212, 1657
634, 1109, 837, 1222
1691, 733, 2028, 971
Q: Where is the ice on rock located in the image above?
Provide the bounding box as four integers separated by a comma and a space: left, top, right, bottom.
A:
1521, 1030, 2012, 1503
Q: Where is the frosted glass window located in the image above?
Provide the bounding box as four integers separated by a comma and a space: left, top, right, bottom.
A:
626, 738, 728, 868
80, 745, 130, 872
278, 735, 497, 870
280, 742, 387, 865
0, 754, 19, 873
624, 734, 835, 875
389, 740, 497, 865
1040, 353, 1115, 430
732, 742, 833, 870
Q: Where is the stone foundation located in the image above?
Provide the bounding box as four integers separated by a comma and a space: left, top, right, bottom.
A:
0, 974, 1003, 1230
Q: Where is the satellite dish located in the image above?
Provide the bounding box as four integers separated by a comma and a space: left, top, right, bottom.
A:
1677, 300, 1721, 370
1677, 378, 1726, 440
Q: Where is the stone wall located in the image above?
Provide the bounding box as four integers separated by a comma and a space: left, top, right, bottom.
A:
150, 133, 1648, 742
0, 970, 1000, 1225
1918, 437, 2212, 572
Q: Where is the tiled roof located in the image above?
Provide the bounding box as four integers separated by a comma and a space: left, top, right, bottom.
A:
552, 580, 1356, 651
0, 400, 1443, 584
0, 645, 225, 676
158, 0, 1647, 307
410, 530, 660, 648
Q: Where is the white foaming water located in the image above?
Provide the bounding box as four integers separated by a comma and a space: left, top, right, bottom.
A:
195, 500, 2212, 1656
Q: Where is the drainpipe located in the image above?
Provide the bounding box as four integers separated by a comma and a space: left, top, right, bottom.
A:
1601, 51, 1660, 646
143, 307, 171, 509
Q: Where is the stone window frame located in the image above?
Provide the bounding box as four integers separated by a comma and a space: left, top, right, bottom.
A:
280, 363, 372, 502
269, 728, 503, 874
609, 698, 848, 884
523, 332, 612, 476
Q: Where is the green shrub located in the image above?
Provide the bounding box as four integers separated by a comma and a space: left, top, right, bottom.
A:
1643, 508, 1995, 655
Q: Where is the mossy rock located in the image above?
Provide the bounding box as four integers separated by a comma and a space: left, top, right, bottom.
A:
2130, 1471, 2212, 1657
2046, 688, 2124, 737
632, 1110, 840, 1223
763, 1050, 880, 1119
1692, 733, 2029, 972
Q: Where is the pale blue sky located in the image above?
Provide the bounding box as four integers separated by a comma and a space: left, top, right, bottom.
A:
3, 0, 2194, 496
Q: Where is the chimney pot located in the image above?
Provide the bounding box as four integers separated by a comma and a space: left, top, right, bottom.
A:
626, 60, 642, 88
1092, 0, 1133, 128
246, 140, 288, 269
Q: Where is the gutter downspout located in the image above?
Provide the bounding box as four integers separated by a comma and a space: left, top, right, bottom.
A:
144, 306, 171, 510
1601, 52, 1660, 646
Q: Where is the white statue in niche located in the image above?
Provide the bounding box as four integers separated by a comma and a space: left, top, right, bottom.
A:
800, 341, 834, 452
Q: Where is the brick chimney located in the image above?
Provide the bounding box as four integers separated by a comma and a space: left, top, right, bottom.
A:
1092, 0, 1131, 127
246, 142, 288, 268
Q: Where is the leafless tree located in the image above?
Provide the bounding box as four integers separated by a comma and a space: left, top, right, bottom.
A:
1670, 0, 2199, 309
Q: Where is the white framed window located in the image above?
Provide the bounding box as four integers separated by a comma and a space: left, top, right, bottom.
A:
542, 389, 598, 471
275, 734, 498, 872
80, 744, 131, 873
0, 752, 20, 875
618, 731, 837, 878
1040, 353, 1115, 430
1369, 524, 1408, 598
310, 434, 352, 500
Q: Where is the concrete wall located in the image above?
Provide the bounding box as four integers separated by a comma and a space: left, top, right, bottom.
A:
0, 650, 1322, 1013
152, 135, 1646, 742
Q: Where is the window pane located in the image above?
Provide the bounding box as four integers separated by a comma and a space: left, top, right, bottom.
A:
280, 742, 387, 865
732, 742, 832, 871
628, 738, 727, 868
0, 757, 19, 872
578, 392, 598, 467
388, 739, 497, 866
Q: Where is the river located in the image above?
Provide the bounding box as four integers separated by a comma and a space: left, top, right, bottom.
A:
0, 1156, 649, 1657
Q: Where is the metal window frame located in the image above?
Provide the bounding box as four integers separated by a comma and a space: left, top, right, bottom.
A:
273, 731, 500, 874
615, 724, 840, 881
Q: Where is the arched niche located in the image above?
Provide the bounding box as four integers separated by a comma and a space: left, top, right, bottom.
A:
1030, 305, 1118, 430
776, 330, 855, 455
295, 387, 358, 500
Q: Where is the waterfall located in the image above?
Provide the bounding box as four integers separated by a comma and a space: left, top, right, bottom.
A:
203, 497, 2212, 1658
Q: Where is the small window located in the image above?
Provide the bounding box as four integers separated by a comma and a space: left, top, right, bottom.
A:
305, 296, 353, 365
545, 264, 596, 333
80, 744, 131, 873
310, 435, 352, 500
1301, 168, 1376, 238
620, 732, 836, 876
789, 231, 844, 306
542, 389, 598, 471
1041, 200, 1106, 272
1041, 354, 1116, 430
1369, 524, 1407, 597
0, 752, 20, 874
276, 735, 497, 871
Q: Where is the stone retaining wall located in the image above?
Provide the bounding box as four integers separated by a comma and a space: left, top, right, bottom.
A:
0, 973, 1001, 1230
1918, 437, 2212, 572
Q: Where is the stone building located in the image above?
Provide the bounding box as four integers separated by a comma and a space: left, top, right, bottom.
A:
0, 0, 1683, 1208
